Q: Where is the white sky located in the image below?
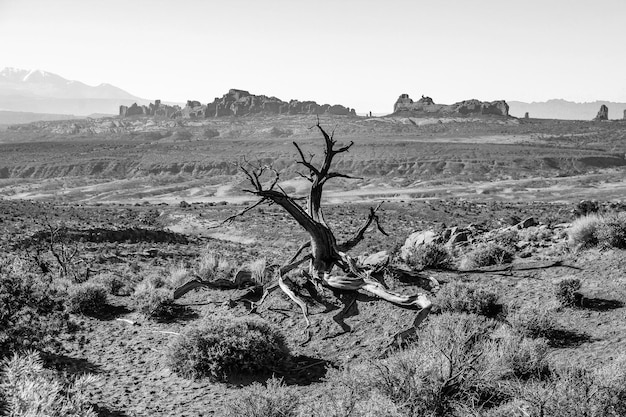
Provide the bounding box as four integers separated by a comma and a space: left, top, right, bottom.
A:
1, 0, 625, 113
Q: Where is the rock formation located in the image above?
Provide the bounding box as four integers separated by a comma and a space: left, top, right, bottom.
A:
119, 89, 357, 119
393, 94, 509, 117
120, 100, 180, 118
594, 104, 609, 121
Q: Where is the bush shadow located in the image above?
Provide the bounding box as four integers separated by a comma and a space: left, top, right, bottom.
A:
92, 404, 133, 417
580, 297, 624, 311
42, 352, 102, 376
546, 328, 592, 348
226, 355, 335, 387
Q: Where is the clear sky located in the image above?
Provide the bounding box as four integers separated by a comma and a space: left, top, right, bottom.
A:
1, 0, 625, 113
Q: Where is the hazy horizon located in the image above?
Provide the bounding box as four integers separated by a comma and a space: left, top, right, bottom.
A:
2, 0, 625, 114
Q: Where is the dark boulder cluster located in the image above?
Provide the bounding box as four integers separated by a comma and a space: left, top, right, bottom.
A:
119, 89, 356, 119
393, 94, 509, 117
119, 100, 180, 118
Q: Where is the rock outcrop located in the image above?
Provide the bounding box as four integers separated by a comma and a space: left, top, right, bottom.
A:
594, 104, 608, 121
120, 100, 180, 118
205, 89, 356, 118
120, 89, 356, 119
393, 94, 509, 117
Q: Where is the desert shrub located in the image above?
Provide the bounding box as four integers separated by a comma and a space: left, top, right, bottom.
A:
66, 283, 108, 316
132, 287, 177, 321
91, 272, 125, 295
166, 316, 289, 381
568, 213, 602, 248
554, 278, 582, 307
493, 229, 520, 248
490, 327, 550, 379
269, 126, 293, 137
203, 127, 220, 139
196, 251, 235, 281
594, 212, 626, 249
507, 306, 559, 339
174, 130, 193, 141
404, 242, 453, 270
462, 243, 513, 268
0, 350, 98, 417
365, 313, 497, 416
435, 281, 500, 317
573, 200, 600, 217
511, 360, 626, 417
223, 377, 300, 417
0, 264, 67, 356
308, 366, 401, 417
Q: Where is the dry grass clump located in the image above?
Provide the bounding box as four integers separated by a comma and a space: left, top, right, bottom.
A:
554, 278, 582, 307
196, 251, 235, 281
0, 261, 67, 356
0, 351, 98, 417
435, 281, 501, 317
166, 316, 289, 382
66, 283, 108, 316
166, 262, 191, 289
223, 377, 300, 417
247, 258, 274, 286
403, 242, 453, 270
461, 243, 514, 269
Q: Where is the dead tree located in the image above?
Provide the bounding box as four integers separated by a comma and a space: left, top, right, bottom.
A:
175, 121, 434, 340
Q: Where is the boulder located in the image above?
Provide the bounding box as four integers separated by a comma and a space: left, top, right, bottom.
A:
400, 230, 438, 261
594, 105, 608, 121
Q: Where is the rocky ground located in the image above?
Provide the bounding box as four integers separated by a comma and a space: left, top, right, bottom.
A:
2, 198, 625, 415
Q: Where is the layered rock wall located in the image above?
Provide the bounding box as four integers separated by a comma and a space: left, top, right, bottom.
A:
394, 94, 509, 117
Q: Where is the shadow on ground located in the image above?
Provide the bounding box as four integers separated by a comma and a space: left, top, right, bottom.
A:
581, 297, 624, 311
42, 352, 102, 376
547, 328, 592, 348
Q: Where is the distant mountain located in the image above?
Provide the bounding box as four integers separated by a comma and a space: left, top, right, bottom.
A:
0, 110, 82, 126
0, 67, 149, 117
509, 99, 626, 120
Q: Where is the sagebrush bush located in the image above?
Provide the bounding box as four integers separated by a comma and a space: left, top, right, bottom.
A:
555, 278, 582, 307
166, 317, 289, 381
594, 212, 626, 249
404, 243, 453, 270
491, 327, 550, 379
0, 351, 98, 417
568, 213, 603, 248
223, 377, 300, 417
435, 281, 501, 317
0, 263, 67, 355
493, 229, 520, 248
132, 287, 178, 320
91, 272, 125, 295
512, 359, 626, 417
66, 283, 108, 316
203, 127, 220, 139
462, 243, 514, 269
507, 306, 559, 339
